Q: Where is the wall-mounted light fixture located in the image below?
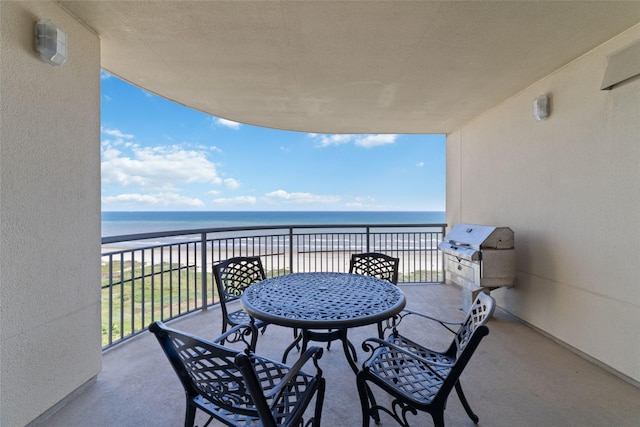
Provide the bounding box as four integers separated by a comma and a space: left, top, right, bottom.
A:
35, 20, 67, 66
532, 94, 549, 121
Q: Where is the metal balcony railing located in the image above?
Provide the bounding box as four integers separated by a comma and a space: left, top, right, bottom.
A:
101, 223, 446, 349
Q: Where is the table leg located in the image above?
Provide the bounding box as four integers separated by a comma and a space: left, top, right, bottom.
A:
336, 328, 359, 374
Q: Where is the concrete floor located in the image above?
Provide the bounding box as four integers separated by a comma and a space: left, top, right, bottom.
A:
38, 283, 639, 427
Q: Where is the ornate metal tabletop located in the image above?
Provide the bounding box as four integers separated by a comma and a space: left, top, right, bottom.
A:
241, 272, 406, 329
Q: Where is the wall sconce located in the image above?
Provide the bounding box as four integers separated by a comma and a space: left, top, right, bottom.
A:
35, 20, 67, 66
532, 94, 549, 121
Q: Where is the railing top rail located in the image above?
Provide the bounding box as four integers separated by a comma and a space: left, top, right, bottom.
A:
101, 223, 448, 245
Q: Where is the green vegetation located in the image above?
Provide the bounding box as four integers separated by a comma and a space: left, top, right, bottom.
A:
101, 260, 216, 346
399, 270, 443, 283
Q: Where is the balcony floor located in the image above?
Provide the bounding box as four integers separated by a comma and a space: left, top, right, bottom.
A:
40, 283, 639, 426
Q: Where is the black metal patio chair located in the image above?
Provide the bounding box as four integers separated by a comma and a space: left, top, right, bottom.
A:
149, 321, 326, 427
213, 256, 269, 351
356, 292, 495, 427
349, 252, 400, 338
349, 252, 400, 285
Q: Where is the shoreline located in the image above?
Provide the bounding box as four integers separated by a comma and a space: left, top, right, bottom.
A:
101, 244, 442, 275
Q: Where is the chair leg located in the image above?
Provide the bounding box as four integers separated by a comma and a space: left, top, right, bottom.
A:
356, 374, 379, 426
430, 410, 445, 427
184, 401, 197, 427
219, 320, 228, 346
313, 378, 326, 427
454, 380, 479, 423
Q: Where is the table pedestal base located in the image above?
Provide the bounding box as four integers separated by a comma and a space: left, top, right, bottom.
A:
283, 328, 359, 373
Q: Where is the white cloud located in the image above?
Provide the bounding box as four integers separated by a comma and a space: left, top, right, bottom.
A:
355, 196, 376, 203
101, 144, 222, 189
309, 134, 355, 147
264, 190, 340, 204
212, 196, 257, 206
102, 128, 134, 140
102, 193, 205, 208
101, 146, 122, 161
346, 196, 377, 208
214, 118, 241, 129
416, 161, 425, 167
100, 70, 112, 80
224, 178, 240, 189
101, 128, 135, 150
308, 133, 398, 148
354, 134, 398, 148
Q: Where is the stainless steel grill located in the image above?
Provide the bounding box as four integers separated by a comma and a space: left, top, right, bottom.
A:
438, 224, 516, 310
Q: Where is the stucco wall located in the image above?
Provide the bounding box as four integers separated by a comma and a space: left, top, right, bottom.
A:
0, 2, 102, 425
447, 24, 640, 382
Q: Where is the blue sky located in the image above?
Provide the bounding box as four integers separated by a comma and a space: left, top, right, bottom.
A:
100, 71, 445, 211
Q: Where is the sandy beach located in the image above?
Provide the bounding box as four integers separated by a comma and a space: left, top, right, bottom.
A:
101, 242, 442, 279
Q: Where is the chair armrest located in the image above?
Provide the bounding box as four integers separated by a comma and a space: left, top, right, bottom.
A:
361, 337, 453, 381
260, 346, 324, 400
380, 309, 463, 338
399, 308, 463, 334
213, 323, 257, 349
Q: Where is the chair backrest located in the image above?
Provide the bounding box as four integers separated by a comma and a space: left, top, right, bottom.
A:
213, 256, 266, 304
449, 292, 495, 358
148, 321, 261, 418
349, 252, 400, 284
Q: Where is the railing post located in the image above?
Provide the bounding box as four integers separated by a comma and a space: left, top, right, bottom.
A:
289, 227, 294, 274
201, 232, 208, 311
366, 226, 371, 252
440, 225, 446, 285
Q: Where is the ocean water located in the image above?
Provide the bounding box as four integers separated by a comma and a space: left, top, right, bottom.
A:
102, 211, 445, 237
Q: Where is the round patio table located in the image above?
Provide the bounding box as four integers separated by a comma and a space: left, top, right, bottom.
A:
241, 272, 406, 373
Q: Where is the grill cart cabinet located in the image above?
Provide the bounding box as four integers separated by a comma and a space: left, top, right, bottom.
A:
438, 224, 516, 311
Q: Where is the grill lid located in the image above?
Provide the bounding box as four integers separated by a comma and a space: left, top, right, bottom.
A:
443, 224, 499, 249
438, 224, 514, 261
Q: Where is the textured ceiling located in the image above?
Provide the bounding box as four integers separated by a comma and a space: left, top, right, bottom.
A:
59, 1, 640, 134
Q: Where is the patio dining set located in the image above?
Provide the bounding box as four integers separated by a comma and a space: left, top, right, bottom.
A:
149, 253, 495, 427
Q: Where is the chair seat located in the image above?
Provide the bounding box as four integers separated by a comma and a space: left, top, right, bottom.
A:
192, 354, 319, 426
365, 334, 455, 406
388, 334, 455, 367
228, 309, 267, 329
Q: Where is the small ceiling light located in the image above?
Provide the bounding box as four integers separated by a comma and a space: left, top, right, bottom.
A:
35, 20, 67, 66
532, 94, 549, 121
